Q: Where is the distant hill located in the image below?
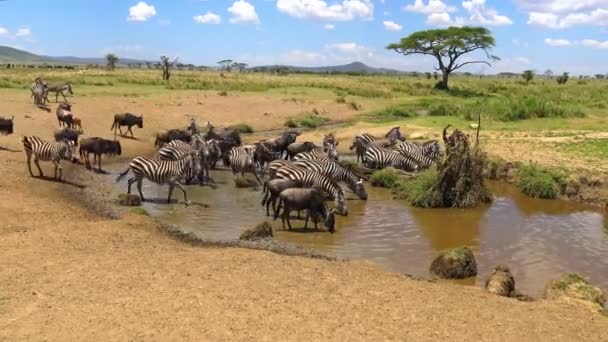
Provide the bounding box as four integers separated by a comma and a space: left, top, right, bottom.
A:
252, 62, 405, 75
0, 46, 151, 65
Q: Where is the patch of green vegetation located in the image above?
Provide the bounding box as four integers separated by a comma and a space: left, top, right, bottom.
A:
218, 90, 228, 96
335, 96, 346, 103
362, 105, 415, 123
228, 123, 254, 134
428, 103, 460, 116
338, 159, 357, 170
285, 113, 330, 129
130, 207, 149, 216
518, 164, 566, 199
394, 168, 438, 207
439, 246, 470, 259
284, 118, 299, 128
551, 273, 606, 307
370, 168, 401, 188
560, 139, 608, 160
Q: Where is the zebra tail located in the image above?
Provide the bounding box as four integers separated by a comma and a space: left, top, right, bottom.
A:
115, 167, 131, 182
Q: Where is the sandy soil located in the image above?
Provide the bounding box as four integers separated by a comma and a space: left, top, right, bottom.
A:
1, 91, 608, 340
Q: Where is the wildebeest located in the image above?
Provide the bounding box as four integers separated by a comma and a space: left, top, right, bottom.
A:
286, 141, 317, 160
0, 116, 14, 135
154, 129, 192, 148
79, 137, 122, 172
274, 188, 336, 233
261, 178, 302, 216
56, 103, 73, 128
267, 130, 301, 159
54, 127, 81, 146
111, 113, 143, 137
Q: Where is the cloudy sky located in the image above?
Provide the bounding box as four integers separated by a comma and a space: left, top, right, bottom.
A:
0, 0, 606, 74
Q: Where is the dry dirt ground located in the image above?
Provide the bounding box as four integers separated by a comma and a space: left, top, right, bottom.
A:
1, 91, 608, 340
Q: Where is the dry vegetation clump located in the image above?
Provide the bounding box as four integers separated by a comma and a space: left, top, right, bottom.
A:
240, 222, 273, 241
545, 274, 607, 309
485, 265, 516, 297
429, 246, 477, 279
234, 177, 256, 188
426, 126, 492, 208
119, 193, 142, 206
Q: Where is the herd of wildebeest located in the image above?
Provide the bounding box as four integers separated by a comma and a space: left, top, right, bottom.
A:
0, 77, 446, 234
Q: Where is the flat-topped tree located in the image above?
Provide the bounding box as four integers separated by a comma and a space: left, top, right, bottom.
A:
218, 59, 234, 72
387, 26, 498, 90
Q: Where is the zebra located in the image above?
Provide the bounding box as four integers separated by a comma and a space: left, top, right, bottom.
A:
116, 154, 200, 203
293, 159, 368, 200
322, 133, 337, 151
268, 159, 292, 179
228, 147, 262, 184
158, 140, 198, 161
45, 83, 74, 103
274, 165, 348, 216
22, 136, 75, 180
294, 144, 339, 162
158, 137, 213, 184
364, 145, 418, 172
393, 140, 442, 169
350, 127, 405, 163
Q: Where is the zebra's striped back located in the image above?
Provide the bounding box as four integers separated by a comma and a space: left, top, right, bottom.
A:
158, 140, 197, 161
394, 140, 441, 168
293, 159, 367, 199
22, 136, 74, 161
364, 145, 418, 171
294, 145, 338, 162
228, 147, 255, 173
268, 160, 292, 178
130, 156, 195, 185
275, 165, 347, 214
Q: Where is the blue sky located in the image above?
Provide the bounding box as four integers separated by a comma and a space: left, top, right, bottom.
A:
0, 0, 606, 74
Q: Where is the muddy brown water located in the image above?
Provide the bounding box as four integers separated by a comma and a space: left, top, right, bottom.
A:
115, 167, 608, 298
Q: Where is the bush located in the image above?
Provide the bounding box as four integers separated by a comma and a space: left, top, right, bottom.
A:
284, 118, 299, 128
370, 168, 400, 188
335, 96, 346, 103
364, 105, 414, 123
394, 169, 438, 207
228, 123, 254, 134
218, 90, 228, 96
518, 164, 565, 199
545, 273, 606, 308
428, 103, 459, 116
299, 114, 329, 129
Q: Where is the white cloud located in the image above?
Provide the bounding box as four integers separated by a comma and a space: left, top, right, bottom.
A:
276, 0, 374, 21
404, 0, 455, 14
228, 0, 260, 24
0, 27, 8, 36
327, 42, 374, 55
581, 39, 608, 48
15, 28, 31, 37
544, 38, 574, 46
516, 0, 608, 13
462, 0, 512, 26
194, 11, 222, 24
426, 12, 464, 26
521, 1, 608, 28
127, 2, 157, 22
383, 20, 402, 31
324, 23, 335, 29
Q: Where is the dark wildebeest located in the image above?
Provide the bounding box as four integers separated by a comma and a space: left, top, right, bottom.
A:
79, 137, 122, 172
154, 129, 192, 148
56, 103, 74, 128
274, 188, 336, 233
286, 141, 317, 160
54, 127, 81, 146
266, 130, 300, 159
111, 113, 143, 137
261, 178, 302, 216
0, 116, 14, 135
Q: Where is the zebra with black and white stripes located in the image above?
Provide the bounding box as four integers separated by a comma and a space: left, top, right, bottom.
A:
349, 127, 405, 163
274, 165, 348, 215
294, 143, 338, 162
22, 136, 75, 180
268, 159, 292, 179
394, 140, 442, 169
364, 145, 418, 171
293, 159, 368, 200
45, 83, 74, 103
228, 147, 262, 184
116, 154, 200, 203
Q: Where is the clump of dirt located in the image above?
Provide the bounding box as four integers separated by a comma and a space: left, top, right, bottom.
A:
545, 273, 607, 309
485, 265, 515, 297
234, 177, 256, 188
430, 246, 477, 279
240, 222, 273, 241
119, 193, 142, 206
427, 126, 492, 208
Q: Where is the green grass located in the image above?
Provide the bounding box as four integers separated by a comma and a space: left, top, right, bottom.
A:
560, 139, 608, 159
361, 104, 415, 123
228, 123, 254, 134
517, 164, 566, 199
285, 112, 330, 129
551, 273, 606, 307
370, 168, 401, 188
130, 207, 149, 216
394, 169, 438, 207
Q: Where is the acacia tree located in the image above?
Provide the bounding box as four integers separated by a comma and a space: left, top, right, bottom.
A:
218, 59, 234, 72
233, 62, 248, 72
106, 53, 119, 71
160, 56, 177, 81
522, 70, 534, 84
387, 26, 498, 90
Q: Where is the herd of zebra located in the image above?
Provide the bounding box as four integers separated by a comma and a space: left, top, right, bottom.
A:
30, 77, 74, 107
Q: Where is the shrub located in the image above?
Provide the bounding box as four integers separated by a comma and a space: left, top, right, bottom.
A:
335, 96, 346, 103
284, 118, 299, 128
364, 105, 414, 123
545, 273, 606, 308
130, 207, 149, 216
228, 123, 254, 134
299, 114, 329, 129
518, 164, 565, 199
428, 103, 459, 116
218, 90, 228, 96
370, 168, 400, 188
394, 168, 438, 207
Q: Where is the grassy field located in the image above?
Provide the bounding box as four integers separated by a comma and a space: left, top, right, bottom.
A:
3, 68, 607, 175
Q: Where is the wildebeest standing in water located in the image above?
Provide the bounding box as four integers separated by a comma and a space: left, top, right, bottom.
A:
0, 116, 14, 135
111, 113, 143, 138
154, 129, 192, 148
79, 137, 122, 172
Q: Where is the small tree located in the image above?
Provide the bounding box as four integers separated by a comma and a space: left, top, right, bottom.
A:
556, 72, 569, 85
595, 74, 605, 80
387, 26, 498, 90
425, 72, 431, 80
218, 59, 234, 72
522, 70, 534, 85
433, 71, 438, 80
160, 56, 177, 81
544, 69, 554, 79
106, 53, 118, 71
233, 62, 248, 72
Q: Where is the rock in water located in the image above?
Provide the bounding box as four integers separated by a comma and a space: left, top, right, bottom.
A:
119, 193, 142, 206
485, 265, 515, 297
240, 222, 273, 241
545, 274, 606, 308
234, 177, 256, 188
430, 246, 477, 279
